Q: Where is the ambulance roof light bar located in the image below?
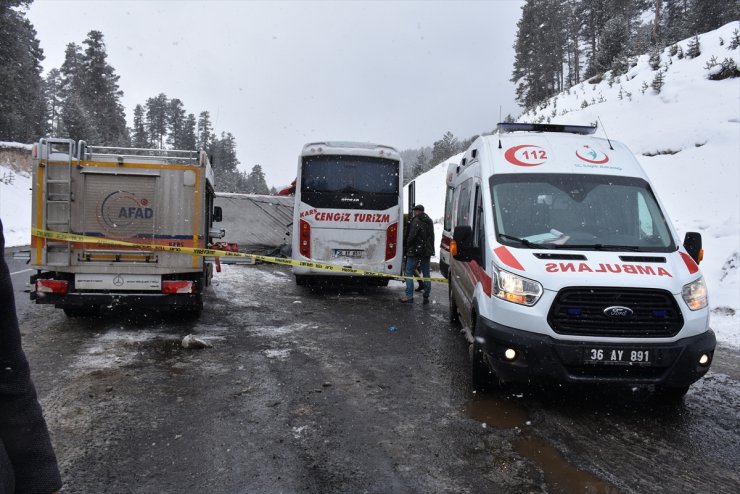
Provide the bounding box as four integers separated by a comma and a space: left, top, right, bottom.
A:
496, 122, 598, 135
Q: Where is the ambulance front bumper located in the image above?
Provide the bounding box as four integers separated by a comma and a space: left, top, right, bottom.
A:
476, 316, 716, 387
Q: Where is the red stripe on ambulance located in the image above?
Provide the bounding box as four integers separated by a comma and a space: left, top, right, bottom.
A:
494, 246, 524, 271
679, 252, 700, 274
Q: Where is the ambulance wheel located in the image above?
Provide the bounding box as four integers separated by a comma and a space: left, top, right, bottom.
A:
654, 385, 690, 401
448, 282, 459, 324
470, 316, 495, 393
471, 337, 494, 393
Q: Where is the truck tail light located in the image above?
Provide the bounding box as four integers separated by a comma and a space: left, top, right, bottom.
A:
36, 279, 68, 294
385, 222, 398, 261
299, 219, 311, 258
162, 281, 194, 294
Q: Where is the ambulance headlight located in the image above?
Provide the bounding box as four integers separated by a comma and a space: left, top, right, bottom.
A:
682, 276, 708, 311
492, 264, 542, 306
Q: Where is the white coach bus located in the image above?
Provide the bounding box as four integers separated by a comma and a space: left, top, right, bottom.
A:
291, 141, 404, 286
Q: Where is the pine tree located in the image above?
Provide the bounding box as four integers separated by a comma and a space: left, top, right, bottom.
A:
0, 1, 48, 141
44, 69, 63, 135
197, 111, 214, 151
146, 93, 169, 149
167, 98, 187, 149
183, 114, 197, 151
686, 34, 701, 59
431, 132, 459, 166
692, 0, 740, 35
511, 0, 567, 109
246, 165, 269, 195
651, 70, 665, 92
131, 104, 149, 148
80, 30, 128, 146
411, 150, 428, 178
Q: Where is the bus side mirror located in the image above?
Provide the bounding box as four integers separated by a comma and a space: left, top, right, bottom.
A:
452, 225, 476, 262
213, 206, 223, 223
683, 232, 703, 264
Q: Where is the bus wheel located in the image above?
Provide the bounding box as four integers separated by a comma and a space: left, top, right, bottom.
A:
448, 282, 459, 324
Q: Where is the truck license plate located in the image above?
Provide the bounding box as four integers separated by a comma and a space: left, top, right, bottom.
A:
583, 348, 653, 366
334, 249, 363, 258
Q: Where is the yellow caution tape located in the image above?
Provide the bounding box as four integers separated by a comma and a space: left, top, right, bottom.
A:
31, 228, 448, 283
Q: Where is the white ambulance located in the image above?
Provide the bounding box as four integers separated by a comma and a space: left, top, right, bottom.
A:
448, 123, 715, 398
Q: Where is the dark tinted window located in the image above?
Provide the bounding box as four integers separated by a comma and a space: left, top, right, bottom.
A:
300, 155, 400, 210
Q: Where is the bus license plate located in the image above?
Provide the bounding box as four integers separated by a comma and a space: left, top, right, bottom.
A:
583, 348, 653, 366
334, 249, 363, 258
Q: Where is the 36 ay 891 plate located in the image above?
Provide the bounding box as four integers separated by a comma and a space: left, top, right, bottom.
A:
583, 348, 653, 366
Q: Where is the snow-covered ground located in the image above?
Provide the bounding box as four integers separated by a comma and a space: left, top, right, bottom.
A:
1, 24, 737, 347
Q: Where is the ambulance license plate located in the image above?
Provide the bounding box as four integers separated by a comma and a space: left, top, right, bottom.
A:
583, 348, 653, 366
334, 249, 363, 258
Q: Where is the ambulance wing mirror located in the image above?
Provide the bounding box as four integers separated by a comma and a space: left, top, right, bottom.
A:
451, 225, 476, 262
213, 206, 223, 223
683, 232, 703, 264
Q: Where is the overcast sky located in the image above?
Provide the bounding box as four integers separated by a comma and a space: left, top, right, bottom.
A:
26, 0, 525, 188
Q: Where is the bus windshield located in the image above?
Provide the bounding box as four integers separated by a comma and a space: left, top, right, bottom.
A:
300, 155, 400, 210
490, 173, 676, 252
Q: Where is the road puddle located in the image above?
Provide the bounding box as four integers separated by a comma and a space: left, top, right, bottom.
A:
465, 394, 621, 493
513, 435, 621, 493
463, 395, 529, 428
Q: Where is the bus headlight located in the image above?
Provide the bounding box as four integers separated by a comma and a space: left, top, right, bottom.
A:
492, 264, 543, 306
682, 276, 708, 311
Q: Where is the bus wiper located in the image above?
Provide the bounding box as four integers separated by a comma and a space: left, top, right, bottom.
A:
554, 243, 642, 251
498, 234, 542, 249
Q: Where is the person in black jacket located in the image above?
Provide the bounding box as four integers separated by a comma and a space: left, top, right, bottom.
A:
400, 204, 435, 304
0, 219, 61, 494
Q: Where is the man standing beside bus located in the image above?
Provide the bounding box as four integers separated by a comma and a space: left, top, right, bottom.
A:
400, 204, 435, 304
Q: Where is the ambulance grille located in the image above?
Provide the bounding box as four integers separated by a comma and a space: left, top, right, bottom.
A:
548, 287, 683, 337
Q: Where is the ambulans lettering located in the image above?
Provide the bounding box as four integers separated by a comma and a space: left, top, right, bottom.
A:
545, 262, 672, 277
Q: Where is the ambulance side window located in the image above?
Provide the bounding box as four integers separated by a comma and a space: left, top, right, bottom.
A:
473, 184, 483, 248
443, 185, 454, 232
456, 180, 472, 227
637, 192, 653, 237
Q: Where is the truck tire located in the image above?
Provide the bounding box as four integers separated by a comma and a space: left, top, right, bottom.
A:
295, 275, 308, 286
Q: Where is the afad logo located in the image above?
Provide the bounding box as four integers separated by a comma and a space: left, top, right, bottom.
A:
576, 145, 609, 164
100, 190, 154, 233
504, 145, 548, 166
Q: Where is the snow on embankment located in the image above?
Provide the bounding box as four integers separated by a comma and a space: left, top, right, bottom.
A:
0, 142, 33, 248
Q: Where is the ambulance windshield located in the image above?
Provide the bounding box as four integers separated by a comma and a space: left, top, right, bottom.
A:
490, 173, 676, 252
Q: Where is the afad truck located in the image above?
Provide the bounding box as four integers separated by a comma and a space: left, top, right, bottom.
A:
30, 138, 223, 316
447, 123, 715, 399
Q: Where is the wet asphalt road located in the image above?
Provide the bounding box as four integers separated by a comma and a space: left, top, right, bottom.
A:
7, 253, 740, 493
